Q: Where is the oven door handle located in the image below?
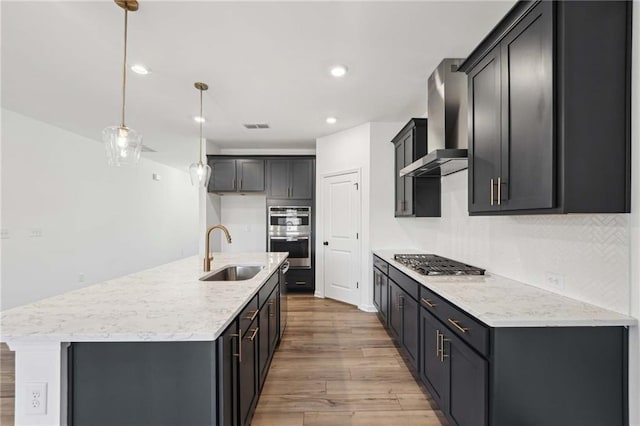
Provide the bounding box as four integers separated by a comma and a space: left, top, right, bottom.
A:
270, 236, 310, 241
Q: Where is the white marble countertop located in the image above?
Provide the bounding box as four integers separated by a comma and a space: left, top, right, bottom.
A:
373, 250, 636, 327
0, 252, 288, 343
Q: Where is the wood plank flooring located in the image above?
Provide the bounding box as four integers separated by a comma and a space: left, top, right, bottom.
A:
253, 294, 446, 426
0, 343, 14, 426
0, 294, 445, 426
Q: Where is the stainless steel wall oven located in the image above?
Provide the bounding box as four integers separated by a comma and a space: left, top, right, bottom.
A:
268, 206, 311, 269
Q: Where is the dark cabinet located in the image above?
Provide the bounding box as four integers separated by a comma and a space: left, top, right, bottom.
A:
258, 287, 280, 389
218, 320, 239, 426
268, 290, 279, 350
239, 320, 259, 426
421, 307, 488, 426
258, 306, 270, 389
392, 119, 441, 217
207, 157, 265, 194
461, 0, 631, 215
266, 158, 313, 199
388, 279, 418, 369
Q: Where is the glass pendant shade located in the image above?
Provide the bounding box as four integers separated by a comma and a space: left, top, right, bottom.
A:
103, 126, 143, 167
189, 161, 212, 187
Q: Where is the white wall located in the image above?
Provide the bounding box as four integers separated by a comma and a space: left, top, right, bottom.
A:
315, 123, 371, 310
219, 195, 267, 253
0, 109, 199, 310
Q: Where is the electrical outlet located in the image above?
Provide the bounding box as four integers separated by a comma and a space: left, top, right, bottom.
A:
29, 228, 43, 238
544, 272, 565, 290
78, 273, 85, 283
25, 382, 47, 415
1, 229, 9, 239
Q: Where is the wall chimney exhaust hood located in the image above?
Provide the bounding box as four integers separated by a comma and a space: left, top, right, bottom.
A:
400, 58, 468, 177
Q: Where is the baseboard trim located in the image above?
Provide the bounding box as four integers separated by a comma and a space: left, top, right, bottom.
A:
358, 304, 377, 313
314, 292, 324, 299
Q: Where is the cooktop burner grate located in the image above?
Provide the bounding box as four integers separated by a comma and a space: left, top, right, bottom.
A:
393, 254, 485, 276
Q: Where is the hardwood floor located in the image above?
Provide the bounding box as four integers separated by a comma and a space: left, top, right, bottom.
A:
0, 295, 445, 426
253, 294, 446, 426
0, 343, 14, 426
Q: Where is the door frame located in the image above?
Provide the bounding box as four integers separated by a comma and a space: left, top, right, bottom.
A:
315, 168, 362, 308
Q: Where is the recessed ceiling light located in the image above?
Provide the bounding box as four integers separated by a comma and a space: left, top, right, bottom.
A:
326, 117, 337, 124
330, 65, 348, 78
130, 64, 150, 75
193, 116, 206, 123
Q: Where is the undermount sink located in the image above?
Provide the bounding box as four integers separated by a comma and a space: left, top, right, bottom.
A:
199, 265, 264, 282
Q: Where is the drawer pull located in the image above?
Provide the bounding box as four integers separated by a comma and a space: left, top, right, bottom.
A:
421, 297, 437, 308
448, 318, 469, 333
245, 309, 259, 322
231, 330, 242, 363
248, 327, 259, 341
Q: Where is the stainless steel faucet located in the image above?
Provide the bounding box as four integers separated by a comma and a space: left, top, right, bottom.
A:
204, 224, 232, 272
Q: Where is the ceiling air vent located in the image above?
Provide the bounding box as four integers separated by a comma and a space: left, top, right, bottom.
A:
243, 123, 270, 129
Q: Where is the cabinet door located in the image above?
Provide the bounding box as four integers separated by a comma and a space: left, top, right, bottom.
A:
447, 332, 488, 426
394, 142, 406, 216
401, 293, 419, 370
373, 268, 382, 311
380, 274, 388, 323
290, 159, 313, 199
420, 309, 449, 412
388, 281, 402, 341
468, 48, 502, 213
500, 2, 554, 210
267, 160, 290, 198
218, 321, 239, 426
239, 323, 259, 426
209, 159, 238, 192
402, 132, 414, 216
268, 291, 279, 351
237, 159, 265, 192
258, 308, 270, 390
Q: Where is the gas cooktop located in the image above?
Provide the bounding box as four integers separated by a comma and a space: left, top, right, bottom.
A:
393, 254, 485, 276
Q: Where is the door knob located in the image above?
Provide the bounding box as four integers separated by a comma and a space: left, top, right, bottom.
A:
323, 241, 329, 246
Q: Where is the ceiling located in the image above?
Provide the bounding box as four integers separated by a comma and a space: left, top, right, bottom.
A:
1, 1, 514, 170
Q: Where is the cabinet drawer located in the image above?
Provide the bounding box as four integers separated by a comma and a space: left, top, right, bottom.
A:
258, 271, 279, 308
373, 256, 388, 275
239, 295, 259, 334
388, 265, 419, 301
420, 287, 489, 357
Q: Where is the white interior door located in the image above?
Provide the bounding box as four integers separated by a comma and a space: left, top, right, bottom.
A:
322, 171, 360, 306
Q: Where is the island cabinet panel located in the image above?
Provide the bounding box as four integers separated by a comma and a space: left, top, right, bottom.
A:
460, 0, 632, 215
218, 320, 239, 426
372, 256, 629, 426
239, 317, 259, 426
70, 342, 217, 426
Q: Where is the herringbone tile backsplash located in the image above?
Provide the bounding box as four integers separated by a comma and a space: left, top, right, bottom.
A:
403, 171, 631, 314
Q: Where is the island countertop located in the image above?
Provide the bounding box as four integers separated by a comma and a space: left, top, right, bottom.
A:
0, 252, 288, 343
373, 250, 636, 328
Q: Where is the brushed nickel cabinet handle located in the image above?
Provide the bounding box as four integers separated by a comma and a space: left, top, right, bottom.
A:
448, 318, 469, 333
248, 327, 259, 341
490, 178, 494, 206
231, 330, 242, 363
497, 177, 502, 205
421, 297, 437, 308
245, 309, 259, 322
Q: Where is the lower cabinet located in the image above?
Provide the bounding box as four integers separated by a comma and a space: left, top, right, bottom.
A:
218, 320, 239, 426
387, 279, 419, 369
372, 258, 628, 426
420, 307, 487, 426
239, 319, 259, 426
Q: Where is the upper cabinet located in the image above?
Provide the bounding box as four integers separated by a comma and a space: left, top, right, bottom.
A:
266, 159, 314, 200
460, 0, 631, 215
207, 158, 265, 194
392, 119, 441, 217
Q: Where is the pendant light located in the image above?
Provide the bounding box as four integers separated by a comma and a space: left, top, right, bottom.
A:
189, 82, 212, 187
103, 0, 143, 167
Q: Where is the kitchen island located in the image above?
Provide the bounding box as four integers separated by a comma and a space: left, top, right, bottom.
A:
1, 252, 289, 426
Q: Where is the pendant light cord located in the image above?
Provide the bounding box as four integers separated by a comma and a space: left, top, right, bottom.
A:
199, 88, 204, 163
121, 9, 128, 128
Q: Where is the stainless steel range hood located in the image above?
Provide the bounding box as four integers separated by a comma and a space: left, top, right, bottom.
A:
400, 58, 468, 177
